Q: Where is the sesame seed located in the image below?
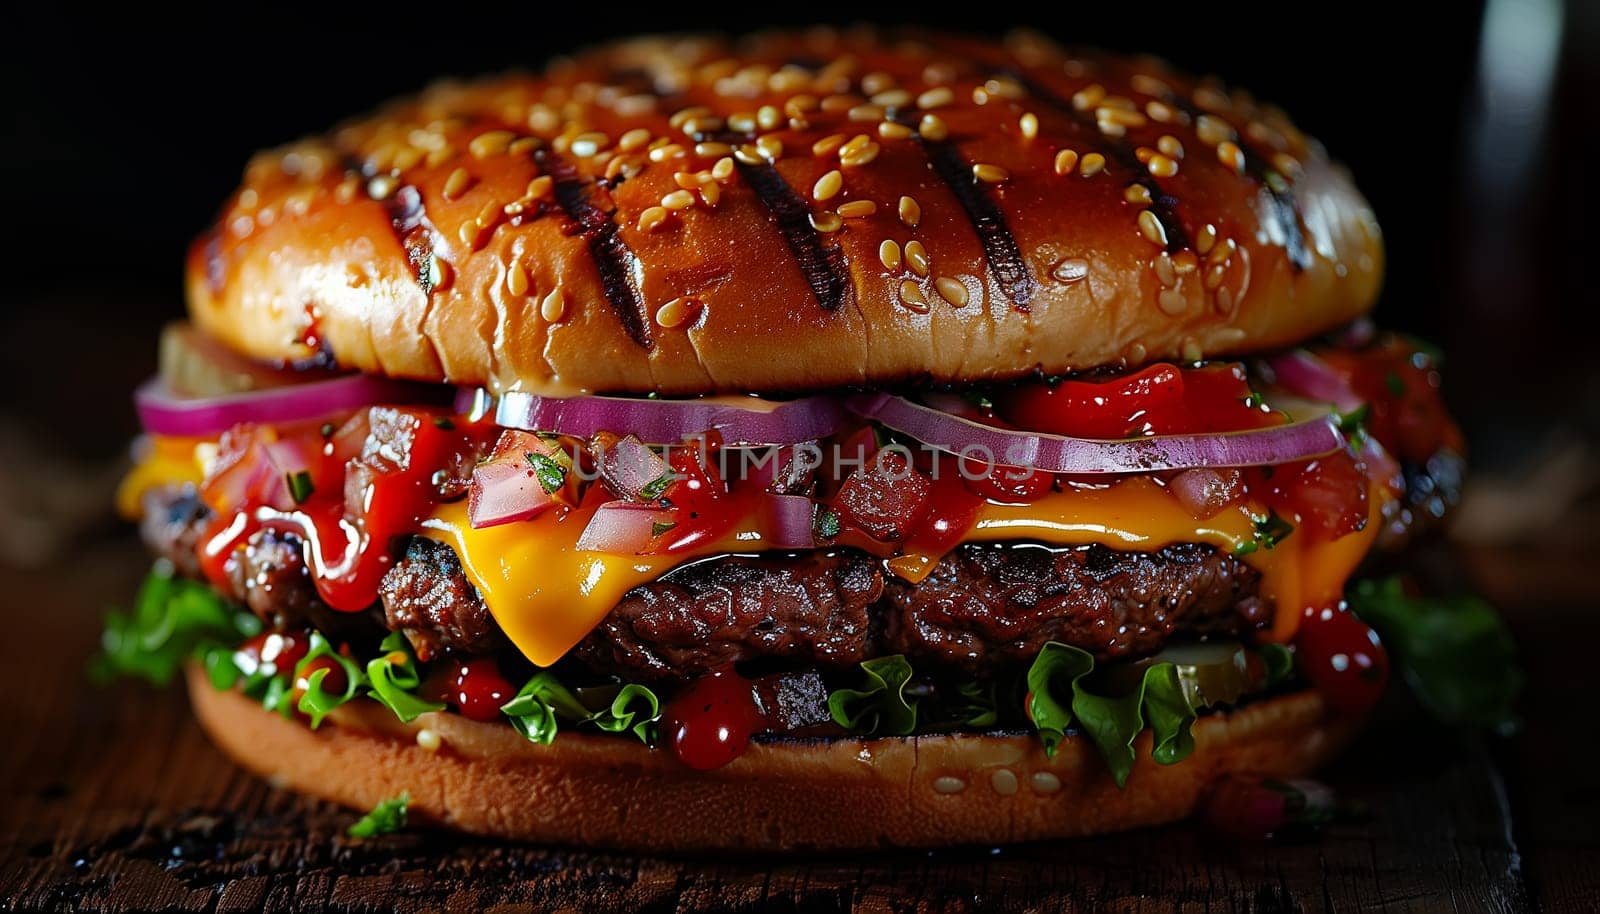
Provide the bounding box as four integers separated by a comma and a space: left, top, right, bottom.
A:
1247, 120, 1289, 151
1019, 112, 1039, 140
1194, 86, 1232, 113
917, 86, 955, 109
840, 134, 873, 158
673, 171, 700, 190
1052, 257, 1089, 283
427, 255, 451, 291
862, 72, 896, 95
711, 157, 735, 181
734, 145, 764, 165
1072, 84, 1106, 111
1173, 251, 1200, 274
918, 114, 949, 142
840, 142, 881, 167
540, 286, 565, 322
728, 111, 757, 134
1079, 153, 1106, 177
699, 181, 721, 207
469, 130, 514, 159
1181, 337, 1205, 362
1195, 114, 1235, 146
1209, 237, 1238, 265
1138, 210, 1168, 246
1203, 263, 1227, 290
848, 104, 886, 122
935, 276, 969, 307
837, 200, 877, 218
661, 189, 695, 210
757, 105, 782, 130
527, 176, 553, 200
392, 147, 423, 171
1053, 149, 1079, 175
972, 163, 1010, 183
1124, 184, 1153, 205
1146, 100, 1178, 123
1196, 224, 1218, 255
416, 728, 442, 752
655, 296, 700, 329
931, 775, 966, 794
990, 768, 1020, 796
813, 170, 843, 201
905, 240, 930, 277
1216, 287, 1235, 315
879, 239, 902, 271
648, 143, 686, 163
1127, 342, 1149, 363
617, 128, 652, 153
506, 260, 530, 296
1158, 135, 1185, 159
1097, 106, 1147, 128
1272, 152, 1302, 177
571, 132, 609, 158
898, 195, 921, 228
637, 206, 670, 233
871, 89, 912, 107
810, 212, 842, 233
1147, 154, 1179, 177
442, 167, 472, 201
695, 141, 733, 158
1031, 771, 1062, 794
1132, 73, 1172, 97
812, 134, 846, 156
899, 280, 930, 313
1153, 252, 1177, 286
1217, 141, 1246, 173
366, 175, 398, 200
878, 121, 913, 140
756, 136, 784, 160
669, 106, 710, 129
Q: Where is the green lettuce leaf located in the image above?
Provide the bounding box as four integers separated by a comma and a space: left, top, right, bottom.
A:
95, 566, 259, 686
828, 655, 919, 736
954, 679, 999, 728
294, 633, 368, 728
365, 632, 445, 723
1258, 643, 1295, 687
1348, 577, 1521, 731
1025, 642, 1202, 787
500, 672, 593, 744
589, 683, 662, 745
347, 792, 409, 838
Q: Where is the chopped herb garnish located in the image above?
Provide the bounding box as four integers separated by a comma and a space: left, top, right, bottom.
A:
650, 520, 676, 538
285, 471, 316, 505
1235, 511, 1294, 556
319, 422, 335, 438
962, 391, 995, 411
637, 473, 671, 501
525, 452, 566, 494
814, 506, 842, 540
1335, 404, 1369, 436
432, 417, 455, 430
348, 792, 409, 838
1242, 392, 1266, 409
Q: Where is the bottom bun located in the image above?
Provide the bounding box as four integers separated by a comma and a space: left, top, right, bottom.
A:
185, 663, 1359, 851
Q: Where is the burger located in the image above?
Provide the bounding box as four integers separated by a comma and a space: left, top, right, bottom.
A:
104, 29, 1469, 850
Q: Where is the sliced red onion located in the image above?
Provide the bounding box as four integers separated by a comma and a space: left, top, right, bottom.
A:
1265, 351, 1363, 413
486, 390, 845, 447
575, 501, 676, 553
598, 435, 666, 500
846, 393, 1346, 474
764, 494, 817, 549
136, 375, 444, 438
468, 459, 558, 529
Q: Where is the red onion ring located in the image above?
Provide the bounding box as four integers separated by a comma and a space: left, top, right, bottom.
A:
846, 393, 1346, 474
1264, 351, 1363, 413
136, 375, 444, 438
482, 390, 846, 447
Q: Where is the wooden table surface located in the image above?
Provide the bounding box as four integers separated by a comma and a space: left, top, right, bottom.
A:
0, 532, 1594, 913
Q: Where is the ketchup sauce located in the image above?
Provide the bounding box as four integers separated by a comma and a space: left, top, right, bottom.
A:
660, 671, 764, 770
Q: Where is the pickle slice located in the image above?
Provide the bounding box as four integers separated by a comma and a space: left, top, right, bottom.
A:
1096, 641, 1265, 708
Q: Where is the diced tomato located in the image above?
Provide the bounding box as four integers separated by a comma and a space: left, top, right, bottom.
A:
905, 462, 986, 555
997, 363, 1278, 439
1294, 605, 1388, 715
1317, 338, 1464, 464
450, 658, 516, 722
1248, 450, 1369, 542
652, 434, 740, 553
960, 455, 1055, 502
832, 447, 932, 542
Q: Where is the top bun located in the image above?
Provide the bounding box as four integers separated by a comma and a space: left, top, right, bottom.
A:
186, 28, 1382, 396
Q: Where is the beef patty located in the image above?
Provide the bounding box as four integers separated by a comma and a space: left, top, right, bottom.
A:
141, 485, 1269, 679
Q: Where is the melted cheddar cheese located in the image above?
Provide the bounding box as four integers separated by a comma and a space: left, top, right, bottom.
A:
125, 436, 1384, 669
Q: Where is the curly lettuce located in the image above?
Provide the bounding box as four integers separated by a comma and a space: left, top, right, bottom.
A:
827, 655, 919, 736
95, 564, 259, 686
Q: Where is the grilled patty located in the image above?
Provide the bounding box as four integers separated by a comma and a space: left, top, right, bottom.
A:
141, 485, 1270, 678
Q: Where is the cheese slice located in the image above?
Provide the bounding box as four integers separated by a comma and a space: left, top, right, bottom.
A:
425, 476, 1385, 667
116, 436, 204, 519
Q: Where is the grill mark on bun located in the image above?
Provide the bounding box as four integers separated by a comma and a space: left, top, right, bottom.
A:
537, 150, 654, 348
733, 159, 855, 313
916, 137, 1036, 309
1156, 90, 1312, 272
1003, 70, 1192, 256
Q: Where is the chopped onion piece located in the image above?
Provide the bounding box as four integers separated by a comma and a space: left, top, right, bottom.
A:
575, 501, 676, 554
1265, 350, 1363, 413
764, 494, 817, 549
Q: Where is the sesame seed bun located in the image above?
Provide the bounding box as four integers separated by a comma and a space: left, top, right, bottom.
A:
185, 663, 1359, 851
186, 29, 1382, 396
